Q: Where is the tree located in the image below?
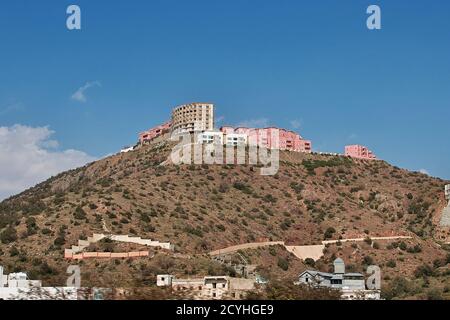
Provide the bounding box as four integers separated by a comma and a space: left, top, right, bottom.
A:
1, 226, 18, 244
74, 206, 87, 220
426, 289, 443, 300
324, 227, 336, 240
304, 258, 315, 267
386, 260, 396, 268
277, 257, 289, 271
414, 264, 433, 278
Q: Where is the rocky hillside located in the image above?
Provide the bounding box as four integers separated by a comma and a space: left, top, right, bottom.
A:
1, 140, 449, 299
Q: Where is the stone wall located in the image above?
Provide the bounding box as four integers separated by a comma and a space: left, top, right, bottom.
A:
65, 250, 149, 260
64, 233, 173, 259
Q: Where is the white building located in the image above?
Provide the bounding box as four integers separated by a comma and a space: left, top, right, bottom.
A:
0, 266, 41, 290
120, 146, 134, 153
224, 133, 247, 146
197, 131, 224, 145
445, 184, 450, 201
0, 266, 78, 300
295, 258, 380, 300
156, 274, 174, 287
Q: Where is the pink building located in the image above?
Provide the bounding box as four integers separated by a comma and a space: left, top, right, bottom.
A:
139, 121, 172, 144
345, 145, 377, 160
220, 126, 312, 153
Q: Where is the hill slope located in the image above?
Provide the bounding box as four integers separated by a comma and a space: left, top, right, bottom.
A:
1, 140, 449, 299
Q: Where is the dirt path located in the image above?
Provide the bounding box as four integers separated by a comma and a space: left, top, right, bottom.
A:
209, 235, 412, 261
209, 241, 284, 256
322, 236, 412, 245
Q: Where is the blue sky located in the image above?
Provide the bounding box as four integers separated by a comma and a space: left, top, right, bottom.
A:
0, 0, 450, 194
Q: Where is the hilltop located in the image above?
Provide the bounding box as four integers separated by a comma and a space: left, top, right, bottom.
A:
1, 140, 449, 299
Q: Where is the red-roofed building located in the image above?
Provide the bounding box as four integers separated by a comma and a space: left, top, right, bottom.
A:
220, 126, 312, 153
139, 121, 172, 144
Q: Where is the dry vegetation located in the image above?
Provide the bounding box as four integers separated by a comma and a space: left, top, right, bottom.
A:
1, 141, 449, 299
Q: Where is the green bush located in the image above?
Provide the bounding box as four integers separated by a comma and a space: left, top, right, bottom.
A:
304, 258, 315, 267
74, 206, 87, 220
277, 257, 289, 271
363, 255, 374, 265
0, 226, 18, 244
386, 260, 396, 268
324, 227, 336, 239
414, 264, 434, 278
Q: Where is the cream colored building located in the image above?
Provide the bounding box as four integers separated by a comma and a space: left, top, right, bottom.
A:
156, 275, 255, 300
171, 103, 214, 135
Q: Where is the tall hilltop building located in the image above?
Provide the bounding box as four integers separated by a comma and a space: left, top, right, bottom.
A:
171, 103, 214, 136
138, 102, 313, 153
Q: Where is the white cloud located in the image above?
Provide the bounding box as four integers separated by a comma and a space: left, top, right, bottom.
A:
71, 81, 101, 103
236, 118, 270, 128
0, 125, 96, 201
289, 119, 302, 130
419, 169, 429, 175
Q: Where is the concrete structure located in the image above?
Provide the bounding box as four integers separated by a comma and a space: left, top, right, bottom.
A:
295, 258, 380, 300
220, 126, 312, 153
440, 185, 450, 227
284, 245, 325, 261
64, 233, 173, 259
0, 267, 41, 290
120, 146, 134, 153
65, 251, 150, 260
171, 103, 214, 135
0, 266, 80, 300
157, 275, 255, 300
139, 121, 172, 144
341, 288, 381, 300
345, 145, 377, 160
156, 275, 174, 287
197, 131, 224, 145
